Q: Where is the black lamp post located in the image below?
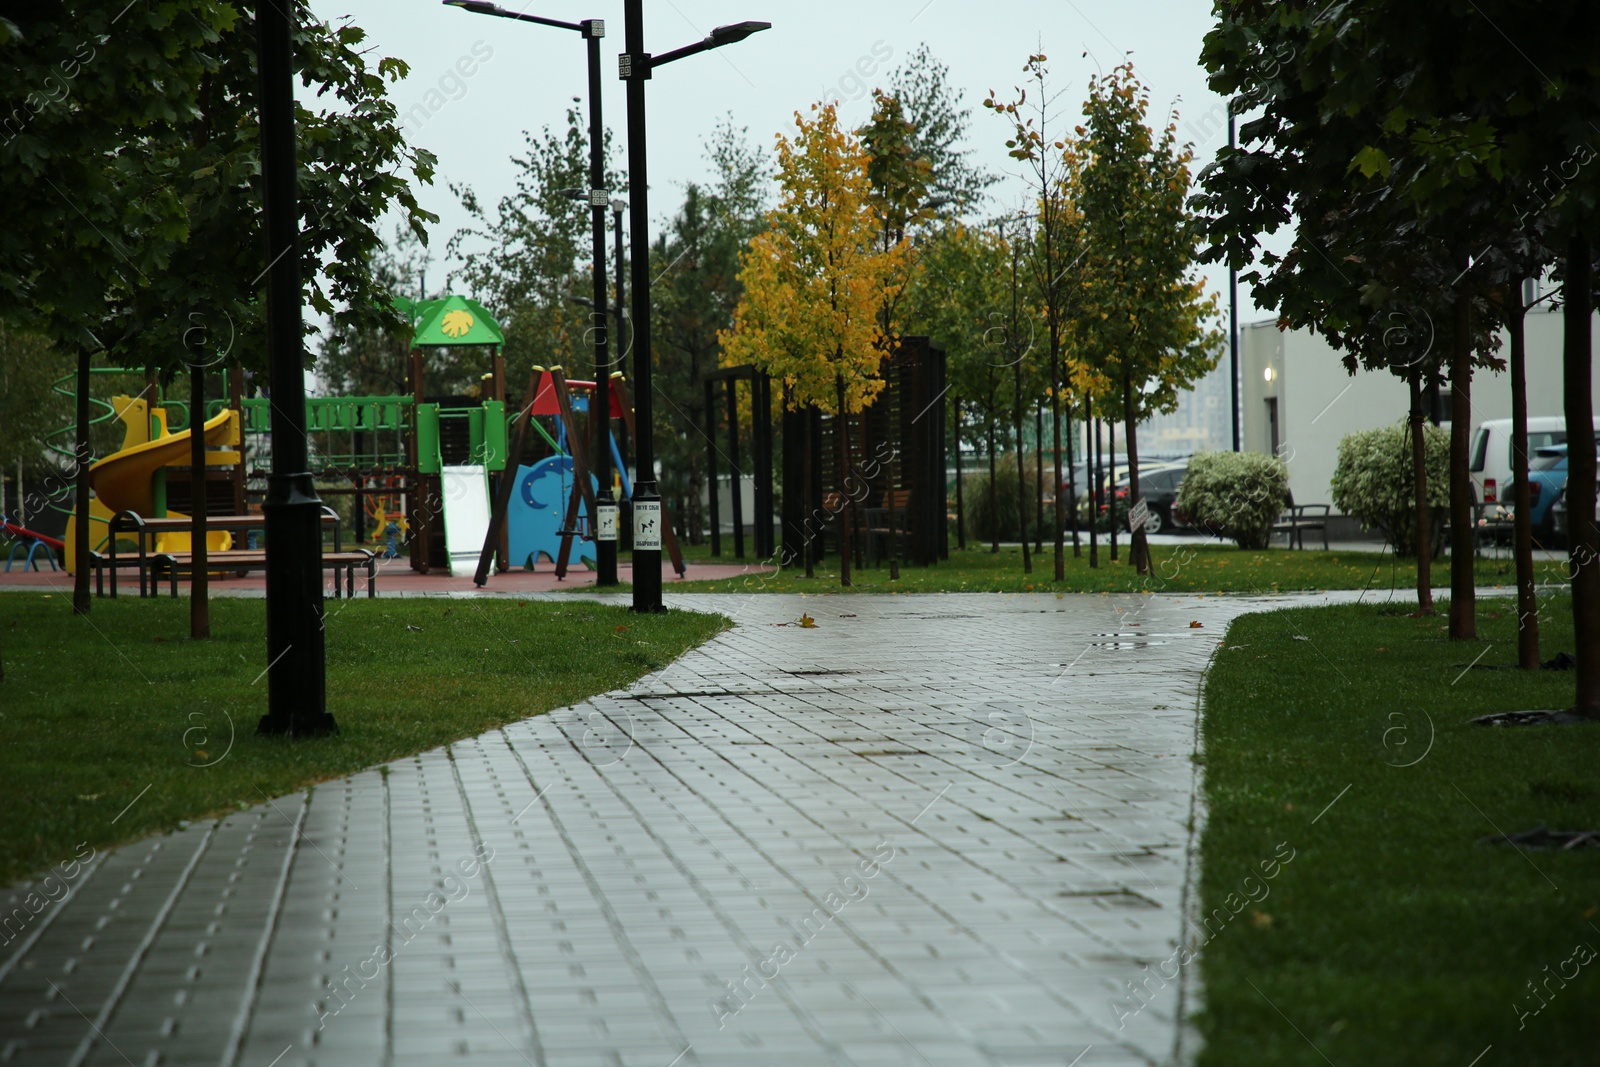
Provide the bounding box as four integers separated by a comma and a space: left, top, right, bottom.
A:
1228, 110, 1241, 452
444, 0, 618, 586
611, 197, 627, 375
255, 0, 335, 737
618, 3, 770, 612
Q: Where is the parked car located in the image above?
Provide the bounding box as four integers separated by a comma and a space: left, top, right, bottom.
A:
1110, 464, 1189, 533
1469, 416, 1597, 505
1078, 461, 1188, 532
1508, 445, 1571, 544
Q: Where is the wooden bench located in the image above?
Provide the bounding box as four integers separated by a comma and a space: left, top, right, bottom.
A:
145, 548, 377, 599
102, 508, 347, 598
863, 489, 913, 565
1271, 498, 1330, 551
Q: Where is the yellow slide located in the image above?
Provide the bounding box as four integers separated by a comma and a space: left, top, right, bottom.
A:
64, 397, 242, 573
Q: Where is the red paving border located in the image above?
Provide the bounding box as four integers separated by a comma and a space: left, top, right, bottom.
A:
0, 558, 771, 596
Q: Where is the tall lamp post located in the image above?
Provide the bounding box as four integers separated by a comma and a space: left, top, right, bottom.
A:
1228, 110, 1241, 452
618, 3, 769, 612
255, 0, 335, 737
444, 0, 619, 586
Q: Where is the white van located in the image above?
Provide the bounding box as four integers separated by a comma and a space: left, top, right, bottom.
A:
1469, 417, 1599, 503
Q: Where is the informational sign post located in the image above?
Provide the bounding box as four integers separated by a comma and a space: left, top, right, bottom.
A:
633, 499, 662, 551
597, 502, 619, 542
1128, 498, 1149, 533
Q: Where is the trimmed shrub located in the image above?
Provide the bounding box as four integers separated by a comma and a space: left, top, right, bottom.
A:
1176, 450, 1288, 549
1330, 421, 1449, 557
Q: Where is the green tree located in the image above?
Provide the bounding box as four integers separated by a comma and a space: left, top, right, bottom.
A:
1072, 63, 1222, 576
721, 103, 908, 586
652, 120, 769, 544
902, 222, 1009, 548
1191, 2, 1545, 643
0, 324, 71, 490
450, 104, 623, 388
986, 54, 1085, 579
317, 227, 438, 397
886, 43, 997, 220
1, 4, 434, 619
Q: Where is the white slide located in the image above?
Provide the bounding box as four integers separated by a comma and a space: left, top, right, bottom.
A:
439, 465, 491, 576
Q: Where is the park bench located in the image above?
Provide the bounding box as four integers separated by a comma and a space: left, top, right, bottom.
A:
863, 489, 913, 564
144, 547, 376, 600
1271, 495, 1330, 551
101, 508, 370, 598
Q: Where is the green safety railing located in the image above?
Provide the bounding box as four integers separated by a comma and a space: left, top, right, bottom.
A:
414, 401, 508, 474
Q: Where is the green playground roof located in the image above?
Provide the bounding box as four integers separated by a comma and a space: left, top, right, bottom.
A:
404, 294, 505, 348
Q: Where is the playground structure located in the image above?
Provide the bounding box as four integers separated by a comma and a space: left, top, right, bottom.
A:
43, 294, 685, 585
31, 297, 945, 581
2, 516, 63, 572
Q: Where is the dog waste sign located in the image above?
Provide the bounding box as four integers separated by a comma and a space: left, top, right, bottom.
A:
634, 501, 662, 550
1127, 498, 1148, 532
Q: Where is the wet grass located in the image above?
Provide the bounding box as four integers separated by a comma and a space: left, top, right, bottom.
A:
1195, 596, 1600, 1065
665, 541, 1526, 596
0, 594, 727, 885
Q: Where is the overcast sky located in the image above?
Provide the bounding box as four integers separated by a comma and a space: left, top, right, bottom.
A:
309, 0, 1273, 322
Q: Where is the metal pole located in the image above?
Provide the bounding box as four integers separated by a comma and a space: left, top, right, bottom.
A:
621, 0, 663, 612
255, 0, 334, 736
585, 23, 619, 585
1229, 111, 1241, 452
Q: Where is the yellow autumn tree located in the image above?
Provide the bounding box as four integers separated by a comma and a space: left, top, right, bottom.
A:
721, 103, 909, 584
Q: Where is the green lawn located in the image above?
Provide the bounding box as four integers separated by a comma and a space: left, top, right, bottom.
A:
667, 541, 1533, 595
1196, 597, 1599, 1065
0, 594, 727, 884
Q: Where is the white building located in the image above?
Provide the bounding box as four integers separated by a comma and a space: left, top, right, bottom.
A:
1240, 300, 1600, 510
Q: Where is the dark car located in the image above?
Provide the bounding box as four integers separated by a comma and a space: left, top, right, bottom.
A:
1117, 464, 1188, 533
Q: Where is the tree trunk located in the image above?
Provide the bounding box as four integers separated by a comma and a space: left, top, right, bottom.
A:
1015, 363, 1031, 575
1507, 280, 1538, 668
1108, 418, 1119, 562
1448, 282, 1476, 639
1408, 367, 1434, 615
803, 406, 815, 579
1087, 401, 1100, 568
1035, 405, 1045, 554
886, 418, 901, 581
72, 346, 92, 616
856, 403, 869, 571
687, 452, 704, 547
953, 397, 966, 550
1050, 333, 1064, 581
987, 413, 999, 554
1563, 235, 1599, 716
1066, 405, 1080, 556
1123, 373, 1149, 575
836, 374, 852, 588
189, 363, 211, 639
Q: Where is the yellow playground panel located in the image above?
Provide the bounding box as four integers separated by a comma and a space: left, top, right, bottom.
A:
64, 395, 241, 573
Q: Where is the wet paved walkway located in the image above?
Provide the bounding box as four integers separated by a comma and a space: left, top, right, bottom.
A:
0, 591, 1299, 1067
